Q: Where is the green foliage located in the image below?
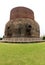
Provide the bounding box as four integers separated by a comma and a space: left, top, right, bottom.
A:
0, 42, 45, 65
42, 36, 45, 40
0, 38, 2, 40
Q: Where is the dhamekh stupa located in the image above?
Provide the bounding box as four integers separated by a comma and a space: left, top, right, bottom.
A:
3, 6, 40, 42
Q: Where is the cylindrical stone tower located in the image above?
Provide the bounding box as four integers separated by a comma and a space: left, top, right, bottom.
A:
3, 6, 40, 42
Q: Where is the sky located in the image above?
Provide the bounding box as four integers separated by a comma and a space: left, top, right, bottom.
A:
0, 0, 45, 37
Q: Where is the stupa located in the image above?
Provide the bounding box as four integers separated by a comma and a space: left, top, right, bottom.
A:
3, 6, 40, 42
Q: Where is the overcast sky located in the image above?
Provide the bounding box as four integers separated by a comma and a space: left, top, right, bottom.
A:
0, 0, 45, 37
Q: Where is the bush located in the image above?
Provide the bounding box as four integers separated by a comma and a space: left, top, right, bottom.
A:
0, 38, 2, 40
42, 36, 45, 40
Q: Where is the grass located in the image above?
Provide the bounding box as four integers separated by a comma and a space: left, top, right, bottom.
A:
0, 42, 45, 65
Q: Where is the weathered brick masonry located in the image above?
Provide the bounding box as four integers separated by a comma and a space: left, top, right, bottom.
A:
3, 7, 40, 42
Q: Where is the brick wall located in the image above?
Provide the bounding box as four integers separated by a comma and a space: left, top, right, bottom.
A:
10, 7, 34, 20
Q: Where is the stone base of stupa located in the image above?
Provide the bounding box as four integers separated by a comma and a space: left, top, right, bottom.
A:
1, 37, 44, 43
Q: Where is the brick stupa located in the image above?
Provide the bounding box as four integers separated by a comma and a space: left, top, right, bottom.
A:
3, 7, 40, 42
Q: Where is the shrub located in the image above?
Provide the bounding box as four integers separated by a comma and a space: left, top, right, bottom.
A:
42, 36, 45, 40
0, 38, 2, 40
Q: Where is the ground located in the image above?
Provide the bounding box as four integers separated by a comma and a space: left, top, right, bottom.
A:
0, 42, 45, 65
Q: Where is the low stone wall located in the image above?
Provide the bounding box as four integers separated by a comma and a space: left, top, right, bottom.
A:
2, 37, 42, 43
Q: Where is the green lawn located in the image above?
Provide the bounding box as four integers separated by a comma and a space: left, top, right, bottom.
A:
0, 42, 45, 65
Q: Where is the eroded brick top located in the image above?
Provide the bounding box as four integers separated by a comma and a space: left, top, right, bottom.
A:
10, 7, 34, 20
